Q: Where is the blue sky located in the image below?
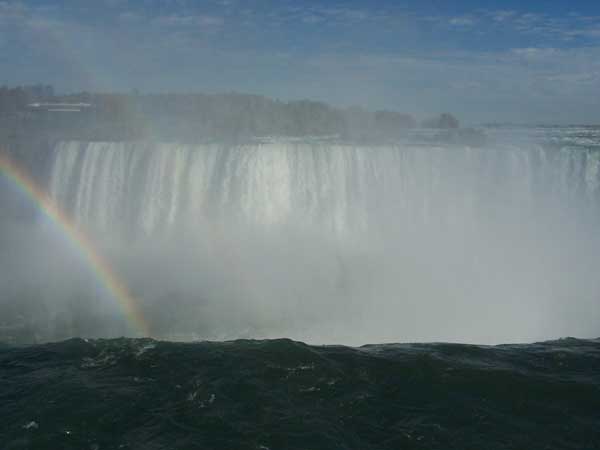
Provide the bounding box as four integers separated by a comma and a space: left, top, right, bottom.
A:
2, 0, 600, 123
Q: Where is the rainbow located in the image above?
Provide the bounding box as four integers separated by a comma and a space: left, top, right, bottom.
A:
0, 153, 151, 337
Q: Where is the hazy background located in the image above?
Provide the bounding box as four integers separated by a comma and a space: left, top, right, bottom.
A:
2, 0, 600, 124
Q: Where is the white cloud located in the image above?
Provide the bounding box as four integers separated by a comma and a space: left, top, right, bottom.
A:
153, 14, 224, 28
0, 1, 28, 23
449, 16, 475, 27
301, 14, 324, 25
118, 11, 143, 23
490, 10, 516, 22
545, 71, 600, 84
510, 47, 559, 60
426, 9, 600, 45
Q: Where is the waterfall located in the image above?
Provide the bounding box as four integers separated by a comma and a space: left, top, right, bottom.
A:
48, 140, 600, 238
4, 136, 600, 343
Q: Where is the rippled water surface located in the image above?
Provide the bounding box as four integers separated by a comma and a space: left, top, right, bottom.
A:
2, 337, 600, 449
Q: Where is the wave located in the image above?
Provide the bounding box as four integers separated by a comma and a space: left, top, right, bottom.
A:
1, 337, 599, 449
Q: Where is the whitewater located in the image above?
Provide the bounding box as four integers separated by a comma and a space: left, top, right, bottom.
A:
49, 137, 600, 236
11, 127, 592, 345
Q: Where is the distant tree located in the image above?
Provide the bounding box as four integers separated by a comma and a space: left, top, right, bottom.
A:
374, 110, 416, 136
0, 83, 439, 142
422, 113, 460, 129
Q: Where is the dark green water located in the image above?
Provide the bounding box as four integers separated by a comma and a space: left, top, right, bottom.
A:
2, 337, 600, 449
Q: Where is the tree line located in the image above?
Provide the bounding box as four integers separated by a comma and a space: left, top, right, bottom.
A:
0, 85, 459, 143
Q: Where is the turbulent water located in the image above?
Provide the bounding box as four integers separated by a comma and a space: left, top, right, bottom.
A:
2, 337, 600, 449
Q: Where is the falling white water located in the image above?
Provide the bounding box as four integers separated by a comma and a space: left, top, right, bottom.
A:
49, 140, 600, 237
35, 135, 600, 344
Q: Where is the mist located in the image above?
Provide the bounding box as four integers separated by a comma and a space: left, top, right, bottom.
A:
2, 137, 599, 346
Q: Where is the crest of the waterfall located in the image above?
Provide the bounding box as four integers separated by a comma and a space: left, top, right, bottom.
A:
49, 139, 600, 240
49, 141, 401, 237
